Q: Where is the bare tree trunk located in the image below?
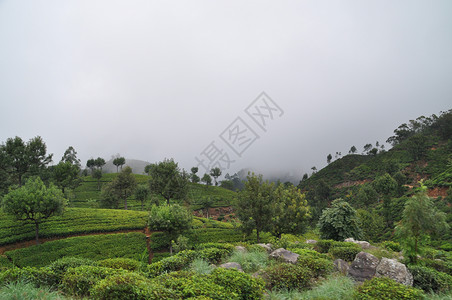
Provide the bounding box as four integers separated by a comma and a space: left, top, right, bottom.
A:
35, 222, 40, 245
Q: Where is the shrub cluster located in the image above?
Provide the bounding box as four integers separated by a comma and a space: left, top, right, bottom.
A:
354, 277, 424, 299
264, 263, 313, 291
330, 246, 360, 262
408, 265, 452, 293
381, 241, 402, 252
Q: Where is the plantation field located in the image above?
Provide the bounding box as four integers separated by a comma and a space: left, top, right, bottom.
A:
72, 174, 237, 210
0, 208, 148, 246
4, 233, 147, 268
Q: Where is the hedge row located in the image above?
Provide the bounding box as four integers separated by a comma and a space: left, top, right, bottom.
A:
0, 208, 148, 245
5, 233, 147, 268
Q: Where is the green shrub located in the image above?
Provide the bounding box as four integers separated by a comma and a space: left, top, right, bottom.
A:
154, 271, 233, 299
289, 248, 330, 260
146, 250, 197, 278
0, 280, 68, 300
210, 268, 265, 300
382, 241, 402, 252
408, 265, 452, 293
0, 267, 58, 288
330, 246, 360, 262
91, 272, 177, 300
47, 257, 96, 279
194, 242, 235, 252
247, 244, 269, 253
423, 259, 452, 276
97, 258, 143, 271
354, 277, 424, 299
227, 250, 268, 273
264, 263, 312, 291
197, 248, 231, 264
296, 256, 334, 277
61, 265, 125, 297
297, 275, 355, 300
316, 240, 334, 253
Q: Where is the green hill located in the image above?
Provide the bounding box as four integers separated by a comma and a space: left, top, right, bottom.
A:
72, 174, 237, 210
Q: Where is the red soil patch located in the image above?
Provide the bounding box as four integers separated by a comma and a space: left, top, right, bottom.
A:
334, 180, 370, 189
428, 187, 449, 198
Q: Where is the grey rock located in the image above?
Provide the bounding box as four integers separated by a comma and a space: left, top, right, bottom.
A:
344, 238, 356, 243
348, 252, 380, 282
305, 239, 317, 244
235, 246, 247, 252
355, 241, 371, 249
269, 248, 299, 264
334, 259, 350, 275
219, 262, 243, 272
257, 243, 272, 253
376, 258, 413, 286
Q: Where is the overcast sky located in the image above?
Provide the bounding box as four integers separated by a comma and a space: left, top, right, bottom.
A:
1, 1, 451, 179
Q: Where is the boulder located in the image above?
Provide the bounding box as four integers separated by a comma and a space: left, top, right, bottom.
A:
344, 238, 356, 243
305, 239, 317, 244
348, 252, 380, 282
219, 262, 243, 272
269, 248, 299, 264
376, 258, 413, 286
257, 243, 272, 253
355, 241, 371, 249
235, 246, 247, 252
334, 259, 350, 275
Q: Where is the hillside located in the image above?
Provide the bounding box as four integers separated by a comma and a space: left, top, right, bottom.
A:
72, 174, 237, 211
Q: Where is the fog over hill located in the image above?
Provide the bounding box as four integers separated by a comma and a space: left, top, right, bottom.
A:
103, 158, 150, 174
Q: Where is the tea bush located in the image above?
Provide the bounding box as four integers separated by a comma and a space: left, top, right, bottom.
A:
408, 265, 452, 293
354, 277, 424, 299
264, 263, 312, 291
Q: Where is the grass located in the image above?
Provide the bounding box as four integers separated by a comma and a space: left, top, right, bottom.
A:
0, 208, 148, 245
189, 258, 215, 274
227, 249, 269, 273
72, 174, 237, 210
4, 232, 147, 268
0, 280, 68, 300
265, 275, 355, 300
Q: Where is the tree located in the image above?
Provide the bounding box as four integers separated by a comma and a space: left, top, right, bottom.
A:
199, 196, 214, 218
271, 185, 310, 238
318, 198, 362, 241
363, 143, 372, 154
355, 184, 378, 207
201, 173, 212, 187
369, 148, 378, 156
100, 182, 121, 209
86, 158, 96, 174
373, 173, 398, 227
53, 146, 82, 194
327, 154, 332, 164
92, 169, 103, 190
113, 157, 126, 173
111, 166, 137, 210
349, 146, 357, 154
135, 184, 150, 210
148, 159, 189, 205
395, 186, 449, 263
94, 157, 106, 172
210, 167, 222, 186
144, 164, 152, 175
357, 208, 384, 242
309, 179, 331, 221
190, 167, 200, 183
311, 166, 317, 174
234, 173, 273, 242
148, 204, 193, 254
52, 161, 81, 194
406, 134, 428, 161
0, 136, 53, 186
2, 177, 66, 244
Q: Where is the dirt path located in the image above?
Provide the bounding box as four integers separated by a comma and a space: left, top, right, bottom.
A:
0, 228, 148, 255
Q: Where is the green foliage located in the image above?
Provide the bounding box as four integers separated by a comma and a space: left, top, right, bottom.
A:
148, 204, 193, 253
61, 265, 125, 297
295, 255, 334, 277
47, 257, 96, 279
373, 173, 397, 197
355, 185, 378, 207
0, 266, 59, 288
396, 186, 449, 263
90, 272, 176, 300
2, 177, 66, 244
264, 263, 313, 291
0, 280, 68, 300
5, 233, 147, 267
52, 160, 81, 194
210, 268, 265, 300
227, 249, 269, 273
201, 173, 212, 187
189, 259, 215, 275
112, 157, 125, 172
97, 258, 143, 271
110, 166, 137, 210
408, 265, 452, 293
148, 158, 189, 204
382, 241, 402, 252
357, 208, 385, 242
235, 173, 274, 242
318, 198, 362, 241
134, 184, 150, 210
210, 167, 222, 186
271, 184, 310, 238
330, 246, 360, 262
354, 277, 424, 299
316, 239, 335, 253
